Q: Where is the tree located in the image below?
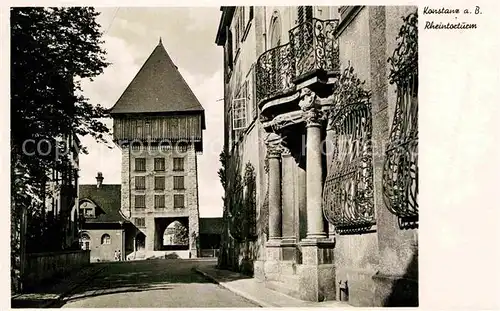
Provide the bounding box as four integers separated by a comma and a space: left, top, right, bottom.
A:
172, 222, 189, 245
10, 7, 110, 292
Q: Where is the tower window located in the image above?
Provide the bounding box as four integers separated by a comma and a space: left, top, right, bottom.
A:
173, 176, 185, 190
135, 158, 146, 172
135, 176, 146, 190
174, 194, 185, 208
173, 157, 184, 171
155, 195, 165, 208
155, 176, 165, 190
135, 217, 146, 227
135, 195, 146, 208
154, 158, 165, 171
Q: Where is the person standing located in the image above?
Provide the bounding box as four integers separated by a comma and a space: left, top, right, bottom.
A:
114, 250, 118, 261
117, 249, 121, 261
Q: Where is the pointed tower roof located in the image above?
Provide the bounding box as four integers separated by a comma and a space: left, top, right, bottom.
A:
110, 40, 205, 116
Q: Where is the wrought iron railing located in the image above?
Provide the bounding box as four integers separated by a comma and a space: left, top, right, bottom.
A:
289, 18, 340, 78
322, 66, 375, 234
255, 43, 294, 105
256, 18, 339, 104
382, 12, 418, 229
322, 103, 375, 233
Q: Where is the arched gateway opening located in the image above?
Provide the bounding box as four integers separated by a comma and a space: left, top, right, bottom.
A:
154, 217, 189, 251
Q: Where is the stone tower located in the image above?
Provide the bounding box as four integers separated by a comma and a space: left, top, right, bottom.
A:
110, 40, 205, 258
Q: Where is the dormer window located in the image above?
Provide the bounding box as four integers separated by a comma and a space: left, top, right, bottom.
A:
80, 201, 96, 218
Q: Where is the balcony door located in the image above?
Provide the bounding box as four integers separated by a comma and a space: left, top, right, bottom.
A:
295, 6, 314, 76
269, 14, 282, 91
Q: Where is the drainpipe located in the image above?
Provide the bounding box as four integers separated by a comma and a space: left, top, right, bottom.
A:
128, 144, 132, 218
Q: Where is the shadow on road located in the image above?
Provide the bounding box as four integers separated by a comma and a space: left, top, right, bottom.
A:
13, 259, 252, 308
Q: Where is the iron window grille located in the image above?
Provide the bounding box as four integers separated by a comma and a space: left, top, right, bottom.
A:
382, 12, 419, 229
322, 66, 375, 234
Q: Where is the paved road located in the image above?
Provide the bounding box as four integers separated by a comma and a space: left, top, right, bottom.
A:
60, 259, 258, 308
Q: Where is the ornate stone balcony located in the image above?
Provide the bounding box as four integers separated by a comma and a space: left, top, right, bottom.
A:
256, 18, 340, 108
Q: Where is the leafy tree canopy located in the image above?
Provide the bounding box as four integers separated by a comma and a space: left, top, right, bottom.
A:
11, 7, 110, 202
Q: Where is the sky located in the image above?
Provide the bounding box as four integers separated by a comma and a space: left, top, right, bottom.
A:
78, 7, 224, 218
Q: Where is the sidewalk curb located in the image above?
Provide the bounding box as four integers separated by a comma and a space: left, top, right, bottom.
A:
194, 268, 273, 308
42, 265, 107, 308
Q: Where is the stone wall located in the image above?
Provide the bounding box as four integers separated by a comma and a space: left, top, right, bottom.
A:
23, 250, 90, 289
331, 6, 418, 307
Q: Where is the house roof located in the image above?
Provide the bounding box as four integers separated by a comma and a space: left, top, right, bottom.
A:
199, 217, 224, 235
110, 40, 205, 116
79, 184, 125, 224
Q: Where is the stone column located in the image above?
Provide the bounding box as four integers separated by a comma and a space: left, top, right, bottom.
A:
297, 88, 336, 302
264, 133, 283, 281
300, 91, 327, 240
281, 147, 298, 261
265, 135, 283, 241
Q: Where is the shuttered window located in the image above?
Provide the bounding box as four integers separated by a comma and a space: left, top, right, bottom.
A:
174, 194, 185, 208
135, 195, 146, 208
135, 158, 146, 172
135, 176, 146, 190
173, 176, 185, 190
135, 217, 146, 227
154, 195, 165, 208
154, 176, 165, 190
154, 158, 165, 171
173, 158, 184, 171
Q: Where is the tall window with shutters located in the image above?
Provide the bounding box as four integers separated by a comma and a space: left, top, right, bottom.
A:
173, 176, 185, 190
154, 195, 165, 208
135, 158, 146, 172
135, 195, 146, 209
154, 158, 165, 171
135, 176, 146, 190
135, 217, 146, 227
154, 176, 165, 190
174, 194, 185, 209
173, 157, 184, 171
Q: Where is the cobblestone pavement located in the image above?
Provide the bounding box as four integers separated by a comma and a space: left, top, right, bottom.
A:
60, 259, 258, 308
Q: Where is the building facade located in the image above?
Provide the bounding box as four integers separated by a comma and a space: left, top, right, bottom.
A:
78, 173, 131, 262
215, 6, 418, 307
110, 41, 205, 259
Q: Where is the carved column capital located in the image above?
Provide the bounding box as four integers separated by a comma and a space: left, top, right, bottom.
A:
302, 109, 323, 127
299, 88, 325, 128
264, 132, 285, 158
